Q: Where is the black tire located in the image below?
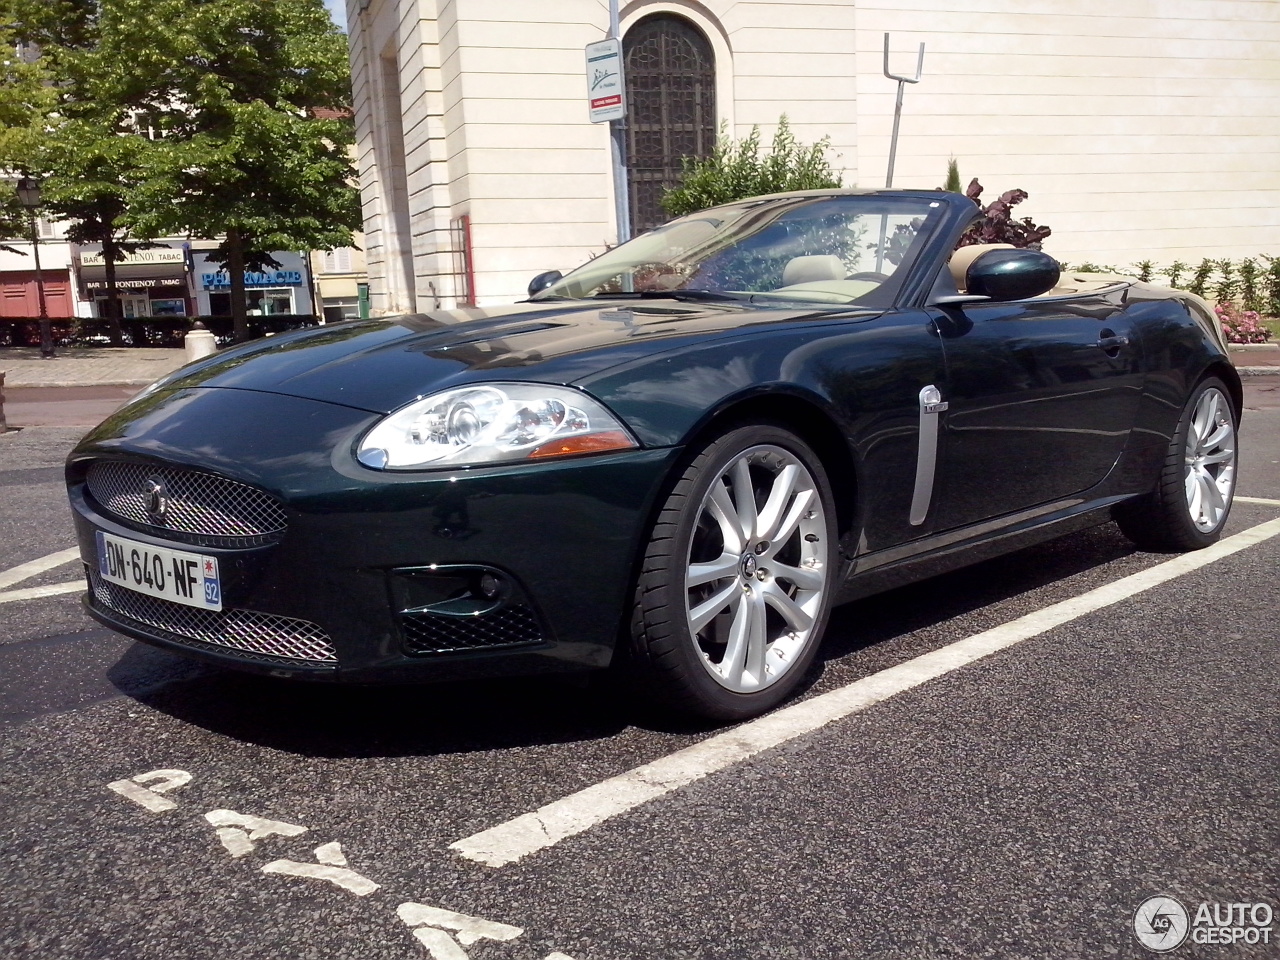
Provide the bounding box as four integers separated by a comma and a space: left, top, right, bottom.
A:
1114, 376, 1238, 551
628, 424, 838, 721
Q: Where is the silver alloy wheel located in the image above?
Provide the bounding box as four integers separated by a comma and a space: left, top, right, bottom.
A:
684, 444, 829, 693
1184, 386, 1237, 532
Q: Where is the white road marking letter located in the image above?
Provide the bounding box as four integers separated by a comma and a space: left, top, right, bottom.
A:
204, 809, 307, 858
106, 769, 193, 812
409, 927, 470, 960
398, 902, 524, 959
314, 841, 347, 866
262, 842, 380, 896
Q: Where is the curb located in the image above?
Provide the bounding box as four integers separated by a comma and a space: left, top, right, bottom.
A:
1237, 367, 1280, 377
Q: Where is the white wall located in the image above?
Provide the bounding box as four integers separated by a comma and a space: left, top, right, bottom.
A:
348, 0, 1280, 308
854, 0, 1280, 269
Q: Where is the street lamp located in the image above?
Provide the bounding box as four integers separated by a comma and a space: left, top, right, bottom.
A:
14, 176, 54, 359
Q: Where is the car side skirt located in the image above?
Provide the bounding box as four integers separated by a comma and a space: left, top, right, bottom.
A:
835, 493, 1133, 605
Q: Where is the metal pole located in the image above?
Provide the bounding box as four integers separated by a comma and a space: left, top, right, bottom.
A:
882, 34, 925, 189
28, 211, 54, 358
885, 78, 907, 189
608, 0, 631, 245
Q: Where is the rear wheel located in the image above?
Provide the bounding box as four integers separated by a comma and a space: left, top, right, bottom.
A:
1115, 376, 1238, 551
629, 424, 838, 720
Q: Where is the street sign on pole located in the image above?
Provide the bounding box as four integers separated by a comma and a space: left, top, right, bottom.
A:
585, 38, 626, 124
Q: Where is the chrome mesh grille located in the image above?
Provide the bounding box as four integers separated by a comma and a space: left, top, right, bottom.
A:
90, 569, 337, 664
86, 461, 287, 546
401, 604, 543, 655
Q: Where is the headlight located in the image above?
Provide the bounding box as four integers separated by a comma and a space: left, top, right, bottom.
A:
356, 383, 638, 470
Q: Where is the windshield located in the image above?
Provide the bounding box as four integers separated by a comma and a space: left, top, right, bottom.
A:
535, 194, 944, 305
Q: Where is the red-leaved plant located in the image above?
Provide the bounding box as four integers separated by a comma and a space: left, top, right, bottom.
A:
1215, 301, 1272, 344
957, 179, 1052, 250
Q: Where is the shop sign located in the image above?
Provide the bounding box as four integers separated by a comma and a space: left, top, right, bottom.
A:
201, 270, 304, 289
86, 278, 186, 290
81, 248, 186, 267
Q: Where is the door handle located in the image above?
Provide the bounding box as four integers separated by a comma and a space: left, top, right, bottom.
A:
1097, 332, 1129, 354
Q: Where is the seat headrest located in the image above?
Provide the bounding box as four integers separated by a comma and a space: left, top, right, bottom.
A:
948, 243, 1015, 292
782, 255, 846, 286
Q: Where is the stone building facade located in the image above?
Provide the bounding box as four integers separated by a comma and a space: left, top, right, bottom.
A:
346, 0, 1280, 312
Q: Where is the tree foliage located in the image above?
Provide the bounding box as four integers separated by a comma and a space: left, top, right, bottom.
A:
660, 116, 842, 219
6, 0, 359, 341
118, 0, 359, 340
942, 158, 962, 193
0, 3, 57, 251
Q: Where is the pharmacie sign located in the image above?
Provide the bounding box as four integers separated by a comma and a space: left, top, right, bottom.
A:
200, 270, 304, 289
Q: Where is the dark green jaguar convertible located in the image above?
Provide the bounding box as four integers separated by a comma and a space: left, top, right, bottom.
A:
66, 190, 1240, 719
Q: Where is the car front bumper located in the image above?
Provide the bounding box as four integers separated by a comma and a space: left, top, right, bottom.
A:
66, 386, 678, 682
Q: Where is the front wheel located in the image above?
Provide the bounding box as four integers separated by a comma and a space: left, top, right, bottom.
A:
1115, 376, 1238, 551
629, 424, 838, 720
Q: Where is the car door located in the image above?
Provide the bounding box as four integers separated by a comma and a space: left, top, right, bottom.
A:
929, 295, 1144, 532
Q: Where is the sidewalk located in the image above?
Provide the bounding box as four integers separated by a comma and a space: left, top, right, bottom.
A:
1229, 343, 1280, 375
0, 347, 190, 388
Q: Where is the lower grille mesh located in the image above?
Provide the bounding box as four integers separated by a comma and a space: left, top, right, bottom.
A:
90, 569, 337, 665
401, 604, 543, 655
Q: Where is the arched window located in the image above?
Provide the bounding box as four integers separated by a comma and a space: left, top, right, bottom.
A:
623, 15, 716, 233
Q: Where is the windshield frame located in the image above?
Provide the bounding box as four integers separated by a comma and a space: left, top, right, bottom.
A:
531, 192, 949, 309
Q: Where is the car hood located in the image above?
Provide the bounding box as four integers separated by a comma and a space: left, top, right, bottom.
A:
154, 298, 878, 414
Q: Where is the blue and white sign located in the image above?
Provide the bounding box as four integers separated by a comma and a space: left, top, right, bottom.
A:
200, 270, 304, 289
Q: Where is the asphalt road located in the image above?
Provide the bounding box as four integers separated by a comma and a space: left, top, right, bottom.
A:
1, 383, 1276, 960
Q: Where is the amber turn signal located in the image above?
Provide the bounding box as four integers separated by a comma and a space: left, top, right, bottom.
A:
528, 430, 637, 459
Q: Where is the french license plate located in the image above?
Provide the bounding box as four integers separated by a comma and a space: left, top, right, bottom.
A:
96, 530, 222, 611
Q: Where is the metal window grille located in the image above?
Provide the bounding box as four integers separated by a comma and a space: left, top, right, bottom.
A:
448, 215, 476, 306
623, 15, 717, 233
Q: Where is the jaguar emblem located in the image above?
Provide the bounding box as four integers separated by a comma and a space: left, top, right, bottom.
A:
144, 477, 169, 522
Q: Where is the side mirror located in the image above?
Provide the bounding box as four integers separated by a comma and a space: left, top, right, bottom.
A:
966, 249, 1060, 302
527, 270, 563, 298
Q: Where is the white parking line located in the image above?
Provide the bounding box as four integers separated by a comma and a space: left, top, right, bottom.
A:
1236, 496, 1280, 507
0, 582, 84, 604
450, 516, 1280, 868
0, 547, 80, 591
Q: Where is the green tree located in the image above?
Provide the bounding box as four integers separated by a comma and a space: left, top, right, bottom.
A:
0, 5, 56, 252
660, 116, 842, 218
39, 123, 153, 343
9, 0, 359, 342
118, 0, 360, 341
942, 158, 962, 193
8, 0, 159, 339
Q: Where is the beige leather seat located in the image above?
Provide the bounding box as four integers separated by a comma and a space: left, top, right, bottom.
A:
947, 243, 1014, 293
781, 255, 846, 286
